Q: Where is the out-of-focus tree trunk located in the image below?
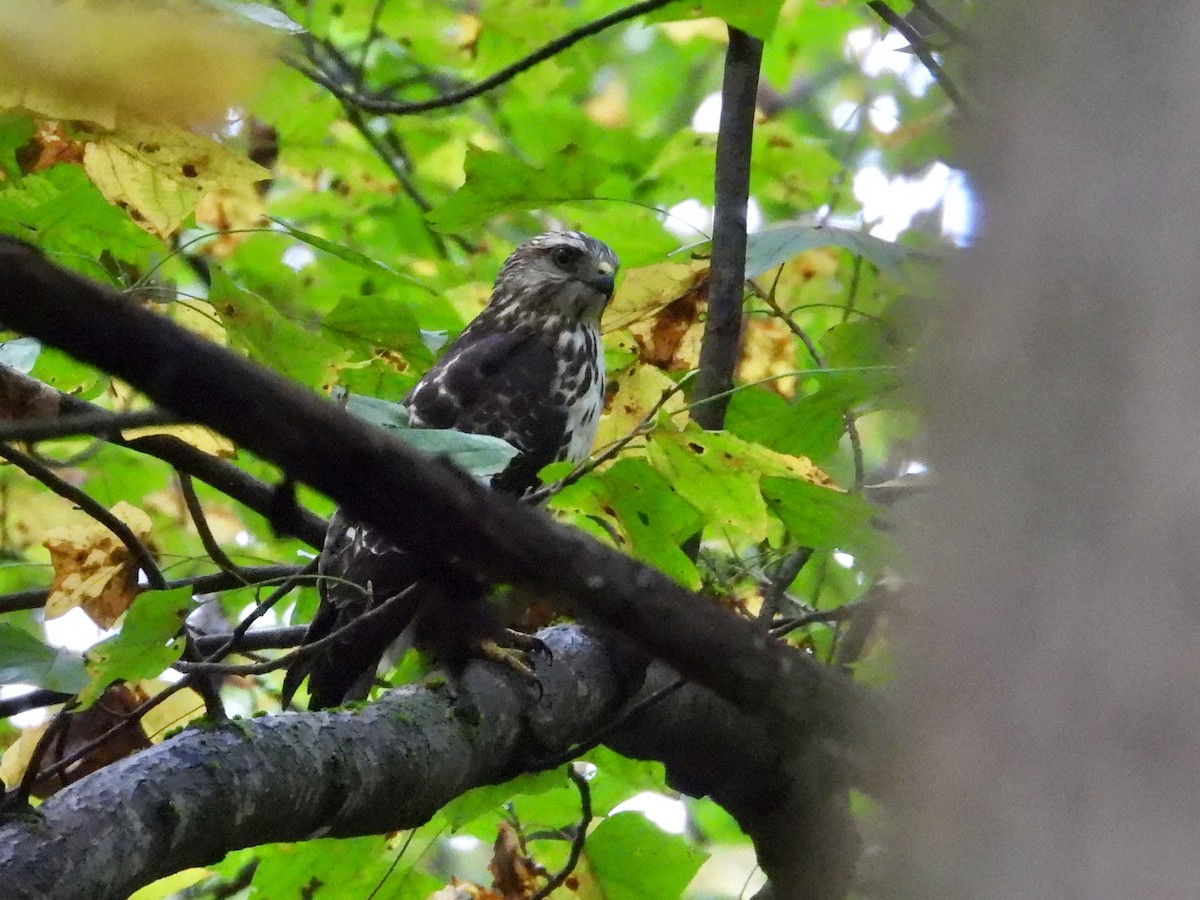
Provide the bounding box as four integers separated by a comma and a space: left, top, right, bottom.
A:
892, 4, 1200, 897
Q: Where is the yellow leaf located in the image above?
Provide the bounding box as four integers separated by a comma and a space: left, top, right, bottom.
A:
83, 118, 269, 238
594, 364, 686, 454
136, 680, 206, 741
126, 869, 212, 900
122, 424, 237, 459
0, 722, 48, 789
586, 79, 629, 128
42, 501, 154, 628
602, 259, 709, 332
737, 316, 799, 397
0, 0, 281, 128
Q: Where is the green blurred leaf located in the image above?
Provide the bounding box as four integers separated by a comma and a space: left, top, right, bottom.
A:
428, 145, 605, 231
600, 458, 702, 588
743, 223, 941, 276
79, 588, 192, 708
0, 113, 35, 180
701, 0, 783, 42
586, 811, 707, 900
760, 477, 878, 553
442, 767, 567, 831
0, 624, 87, 693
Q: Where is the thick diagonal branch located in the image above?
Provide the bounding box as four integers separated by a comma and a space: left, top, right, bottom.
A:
0, 238, 886, 781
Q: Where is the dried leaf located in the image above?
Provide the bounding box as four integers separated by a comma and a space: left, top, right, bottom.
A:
43, 501, 153, 628
602, 259, 708, 332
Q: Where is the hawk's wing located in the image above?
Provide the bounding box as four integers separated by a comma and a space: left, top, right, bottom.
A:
285, 330, 566, 709
407, 329, 567, 495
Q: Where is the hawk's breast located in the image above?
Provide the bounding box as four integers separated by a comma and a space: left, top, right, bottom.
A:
553, 322, 603, 465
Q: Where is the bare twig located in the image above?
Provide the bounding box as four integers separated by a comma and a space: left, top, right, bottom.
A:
174, 582, 416, 677
525, 378, 689, 504
0, 565, 303, 615
0, 408, 182, 443
866, 0, 967, 110
177, 473, 248, 581
293, 0, 681, 116
3, 700, 74, 809
531, 764, 593, 900
758, 547, 813, 624
0, 440, 166, 590
193, 559, 320, 666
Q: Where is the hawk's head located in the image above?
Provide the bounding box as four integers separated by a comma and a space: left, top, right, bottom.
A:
490, 231, 618, 326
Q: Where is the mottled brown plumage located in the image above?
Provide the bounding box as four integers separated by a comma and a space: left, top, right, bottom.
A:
283, 231, 618, 709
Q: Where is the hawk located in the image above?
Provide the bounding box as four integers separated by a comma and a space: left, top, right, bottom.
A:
283, 231, 618, 709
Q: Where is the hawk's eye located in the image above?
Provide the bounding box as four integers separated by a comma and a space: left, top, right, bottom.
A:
551, 246, 580, 268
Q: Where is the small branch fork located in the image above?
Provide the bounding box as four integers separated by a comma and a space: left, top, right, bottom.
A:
530, 764, 593, 900
291, 0, 682, 116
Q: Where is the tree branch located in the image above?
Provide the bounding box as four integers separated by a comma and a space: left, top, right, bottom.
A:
691, 27, 763, 430
0, 626, 852, 900
0, 365, 327, 548
294, 0, 681, 116
0, 238, 887, 786
0, 565, 302, 616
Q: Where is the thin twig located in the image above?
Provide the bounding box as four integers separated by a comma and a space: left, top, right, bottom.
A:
292, 0, 682, 116
866, 0, 967, 110
177, 473, 249, 582
194, 559, 320, 665
0, 688, 73, 719
0, 565, 303, 615
0, 440, 166, 590
525, 378, 690, 504
0, 408, 182, 443
174, 581, 417, 676
531, 764, 593, 900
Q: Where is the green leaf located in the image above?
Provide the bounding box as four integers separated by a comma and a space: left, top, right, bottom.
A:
340, 393, 519, 479
322, 292, 434, 369
0, 624, 87, 693
271, 218, 428, 289
586, 812, 707, 900
600, 459, 702, 588
208, 267, 348, 388
79, 588, 192, 708
428, 145, 605, 231
742, 223, 941, 276
647, 430, 773, 541
442, 768, 568, 831
760, 477, 877, 553
699, 0, 783, 41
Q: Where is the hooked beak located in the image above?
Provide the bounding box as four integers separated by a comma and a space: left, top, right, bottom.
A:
588, 260, 616, 297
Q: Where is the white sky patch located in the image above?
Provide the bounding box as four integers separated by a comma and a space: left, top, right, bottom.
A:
0, 685, 51, 728
833, 551, 856, 569
447, 834, 481, 852
867, 94, 900, 133
43, 606, 111, 653
830, 99, 862, 132
847, 25, 936, 96
237, 602, 279, 630
662, 197, 762, 241
853, 160, 974, 243
282, 244, 316, 271
234, 529, 256, 548
611, 791, 688, 834
622, 21, 655, 53
904, 460, 929, 476
691, 91, 722, 133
